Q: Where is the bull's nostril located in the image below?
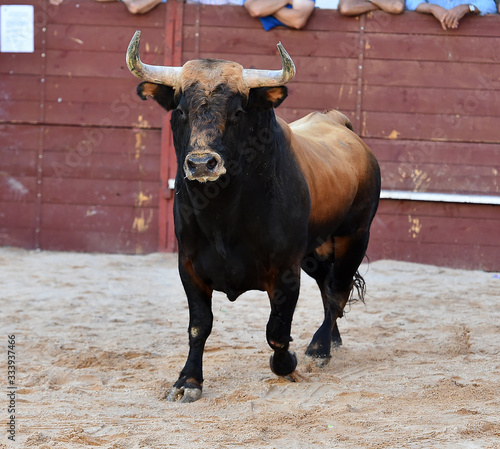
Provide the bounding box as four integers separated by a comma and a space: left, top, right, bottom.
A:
206, 157, 218, 171
187, 159, 196, 170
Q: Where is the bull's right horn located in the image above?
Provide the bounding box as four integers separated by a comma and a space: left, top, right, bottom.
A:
242, 42, 296, 88
126, 30, 182, 86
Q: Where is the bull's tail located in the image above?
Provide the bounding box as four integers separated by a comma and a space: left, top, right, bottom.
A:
349, 270, 366, 305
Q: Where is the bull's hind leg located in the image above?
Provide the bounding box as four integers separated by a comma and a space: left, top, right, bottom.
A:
303, 232, 369, 363
301, 254, 340, 362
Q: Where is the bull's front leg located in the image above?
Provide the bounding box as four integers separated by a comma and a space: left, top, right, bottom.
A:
167, 256, 213, 403
266, 266, 301, 377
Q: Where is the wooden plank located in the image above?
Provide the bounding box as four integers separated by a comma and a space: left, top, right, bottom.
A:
42, 152, 160, 182
45, 50, 164, 79
362, 111, 500, 143
0, 202, 36, 227
46, 24, 165, 53
0, 53, 42, 76
0, 124, 41, 150
41, 203, 159, 253
363, 85, 500, 117
184, 26, 361, 59
0, 100, 41, 123
290, 57, 359, 85
41, 203, 158, 231
42, 179, 159, 207
365, 11, 500, 37
0, 149, 37, 177
366, 139, 500, 166
40, 229, 158, 254
379, 161, 500, 195
44, 77, 166, 128
45, 0, 165, 27
365, 33, 500, 63
367, 238, 499, 271
285, 82, 357, 110
43, 126, 162, 155
289, 8, 361, 32
182, 51, 359, 85
376, 199, 500, 220
0, 228, 35, 250
369, 201, 500, 271
44, 99, 163, 128
364, 59, 500, 90
0, 176, 36, 202
45, 76, 139, 103
0, 75, 43, 101
188, 39, 360, 127
184, 4, 262, 29
184, 4, 361, 32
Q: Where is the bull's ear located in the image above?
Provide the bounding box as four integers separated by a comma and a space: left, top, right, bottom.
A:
137, 82, 177, 111
247, 86, 288, 111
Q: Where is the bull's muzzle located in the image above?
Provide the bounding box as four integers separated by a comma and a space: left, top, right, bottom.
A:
184, 151, 226, 182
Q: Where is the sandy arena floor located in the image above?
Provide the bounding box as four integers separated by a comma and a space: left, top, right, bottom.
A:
1, 247, 499, 448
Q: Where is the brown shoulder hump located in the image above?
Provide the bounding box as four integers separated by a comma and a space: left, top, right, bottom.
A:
322, 109, 354, 131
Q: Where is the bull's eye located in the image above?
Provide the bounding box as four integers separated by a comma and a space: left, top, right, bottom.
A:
228, 107, 245, 126
174, 106, 187, 120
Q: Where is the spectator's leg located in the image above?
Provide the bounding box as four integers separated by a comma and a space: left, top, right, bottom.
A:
123, 0, 163, 14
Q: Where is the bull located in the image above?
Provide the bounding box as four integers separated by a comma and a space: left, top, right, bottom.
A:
126, 31, 381, 403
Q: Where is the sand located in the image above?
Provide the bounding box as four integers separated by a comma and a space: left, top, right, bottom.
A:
0, 247, 499, 448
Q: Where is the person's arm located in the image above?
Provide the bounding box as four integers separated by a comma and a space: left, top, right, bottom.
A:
272, 0, 316, 29
338, 0, 379, 16
244, 0, 290, 18
370, 0, 405, 13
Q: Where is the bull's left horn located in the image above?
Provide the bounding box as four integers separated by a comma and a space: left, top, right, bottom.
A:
242, 42, 296, 88
126, 30, 182, 86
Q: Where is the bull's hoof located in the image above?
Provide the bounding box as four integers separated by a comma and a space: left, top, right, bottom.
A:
305, 353, 332, 368
332, 334, 343, 348
270, 350, 298, 377
166, 386, 202, 403
305, 340, 332, 360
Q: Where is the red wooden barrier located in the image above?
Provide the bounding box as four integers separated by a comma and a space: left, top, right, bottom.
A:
1, 0, 499, 270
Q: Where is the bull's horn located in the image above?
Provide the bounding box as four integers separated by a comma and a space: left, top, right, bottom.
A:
242, 42, 296, 88
126, 30, 182, 86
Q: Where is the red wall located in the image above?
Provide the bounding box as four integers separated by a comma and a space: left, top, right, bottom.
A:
1, 1, 499, 270
1, 0, 166, 253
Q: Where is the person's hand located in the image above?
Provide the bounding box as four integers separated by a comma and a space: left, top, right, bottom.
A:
441, 4, 469, 29
428, 4, 449, 29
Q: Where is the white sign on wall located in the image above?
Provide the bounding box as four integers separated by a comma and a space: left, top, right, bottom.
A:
0, 5, 35, 53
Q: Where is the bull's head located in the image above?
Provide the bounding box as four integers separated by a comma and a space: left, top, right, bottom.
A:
126, 31, 295, 183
